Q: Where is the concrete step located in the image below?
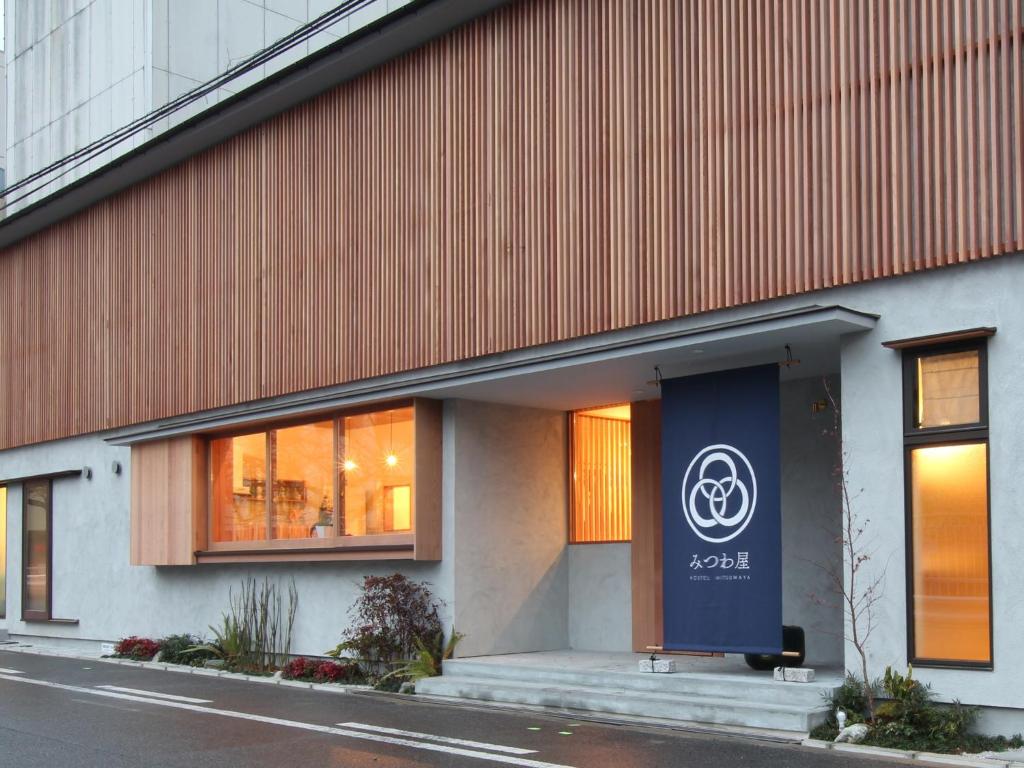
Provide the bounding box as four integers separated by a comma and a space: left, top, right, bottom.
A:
440, 658, 834, 708
416, 674, 830, 732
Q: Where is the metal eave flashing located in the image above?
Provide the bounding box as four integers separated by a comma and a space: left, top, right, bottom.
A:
105, 304, 877, 446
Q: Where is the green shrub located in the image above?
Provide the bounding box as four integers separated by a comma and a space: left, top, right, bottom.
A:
158, 634, 215, 667
813, 665, 1024, 755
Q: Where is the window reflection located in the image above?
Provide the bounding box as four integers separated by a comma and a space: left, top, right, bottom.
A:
23, 479, 50, 617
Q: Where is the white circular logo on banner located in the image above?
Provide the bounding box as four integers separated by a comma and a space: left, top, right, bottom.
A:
681, 444, 757, 543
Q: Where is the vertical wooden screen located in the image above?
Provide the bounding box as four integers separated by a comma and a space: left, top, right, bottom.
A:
2, 0, 1024, 451
570, 405, 632, 543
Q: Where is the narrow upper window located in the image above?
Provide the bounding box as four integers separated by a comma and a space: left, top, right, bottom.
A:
22, 479, 52, 621
903, 340, 991, 667
570, 404, 632, 543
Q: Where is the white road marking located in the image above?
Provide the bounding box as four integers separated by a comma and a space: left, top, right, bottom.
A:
96, 685, 212, 704
0, 667, 23, 674
339, 721, 537, 755
0, 674, 574, 768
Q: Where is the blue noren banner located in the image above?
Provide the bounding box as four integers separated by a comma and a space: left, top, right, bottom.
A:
660, 364, 782, 654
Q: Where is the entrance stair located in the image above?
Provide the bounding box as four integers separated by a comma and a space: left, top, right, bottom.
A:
415, 651, 841, 734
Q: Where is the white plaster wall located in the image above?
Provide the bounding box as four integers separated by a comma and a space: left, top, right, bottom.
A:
780, 375, 844, 667
5, 0, 413, 206
568, 543, 631, 652
0, 432, 453, 657
450, 400, 569, 657
837, 256, 1024, 716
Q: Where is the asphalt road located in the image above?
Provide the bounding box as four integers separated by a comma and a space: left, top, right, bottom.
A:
0, 650, 914, 768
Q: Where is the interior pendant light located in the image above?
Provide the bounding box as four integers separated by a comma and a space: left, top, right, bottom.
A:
385, 409, 398, 467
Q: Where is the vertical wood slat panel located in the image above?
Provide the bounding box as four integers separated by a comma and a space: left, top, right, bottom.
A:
569, 412, 632, 544
0, 0, 1022, 450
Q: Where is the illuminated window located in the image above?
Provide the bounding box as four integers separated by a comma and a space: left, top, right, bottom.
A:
570, 404, 632, 543
211, 432, 267, 543
22, 479, 51, 621
271, 421, 334, 540
0, 486, 6, 618
903, 341, 991, 666
340, 407, 414, 536
209, 406, 415, 544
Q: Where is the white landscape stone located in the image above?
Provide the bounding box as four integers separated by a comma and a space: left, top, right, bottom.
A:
638, 659, 677, 674
834, 723, 870, 744
784, 667, 815, 683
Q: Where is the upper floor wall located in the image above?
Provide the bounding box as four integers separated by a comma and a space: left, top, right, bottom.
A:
5, 0, 413, 206
0, 0, 1022, 450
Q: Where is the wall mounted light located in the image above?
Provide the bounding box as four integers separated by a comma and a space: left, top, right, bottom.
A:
111, 461, 123, 475
83, 466, 93, 480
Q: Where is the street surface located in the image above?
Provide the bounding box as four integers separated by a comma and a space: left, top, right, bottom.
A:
0, 650, 917, 767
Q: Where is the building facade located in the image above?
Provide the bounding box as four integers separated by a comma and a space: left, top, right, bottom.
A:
0, 0, 1022, 734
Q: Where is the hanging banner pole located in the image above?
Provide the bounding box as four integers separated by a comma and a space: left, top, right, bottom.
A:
660, 364, 783, 654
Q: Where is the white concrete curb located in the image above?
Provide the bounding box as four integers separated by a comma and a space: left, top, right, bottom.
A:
802, 738, 1016, 767
0, 643, 373, 696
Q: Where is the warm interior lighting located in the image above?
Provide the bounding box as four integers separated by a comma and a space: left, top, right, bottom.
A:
578, 404, 632, 421
570, 403, 632, 543
911, 442, 990, 663
343, 458, 358, 472
341, 406, 414, 536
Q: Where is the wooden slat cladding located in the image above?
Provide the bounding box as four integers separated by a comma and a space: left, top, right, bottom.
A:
130, 436, 207, 566
1, 0, 1023, 450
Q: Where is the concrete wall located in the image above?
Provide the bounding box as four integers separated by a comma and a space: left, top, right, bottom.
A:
450, 400, 569, 657
5, 0, 412, 206
780, 375, 844, 667
0, 432, 453, 656
568, 543, 631, 652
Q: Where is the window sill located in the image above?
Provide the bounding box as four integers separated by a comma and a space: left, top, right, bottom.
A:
195, 534, 416, 563
22, 617, 79, 625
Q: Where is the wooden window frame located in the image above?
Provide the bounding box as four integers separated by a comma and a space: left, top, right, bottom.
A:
901, 339, 993, 670
194, 398, 441, 564
21, 478, 53, 623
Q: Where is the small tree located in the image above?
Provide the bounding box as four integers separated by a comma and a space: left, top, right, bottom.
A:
327, 574, 443, 679
816, 378, 886, 718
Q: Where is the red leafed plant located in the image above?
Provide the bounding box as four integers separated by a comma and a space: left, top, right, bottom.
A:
282, 657, 361, 684
113, 636, 161, 661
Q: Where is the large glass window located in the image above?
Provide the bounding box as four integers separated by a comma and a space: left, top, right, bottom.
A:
22, 479, 51, 621
209, 406, 415, 545
570, 404, 632, 543
0, 486, 6, 618
340, 407, 414, 536
903, 341, 991, 667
